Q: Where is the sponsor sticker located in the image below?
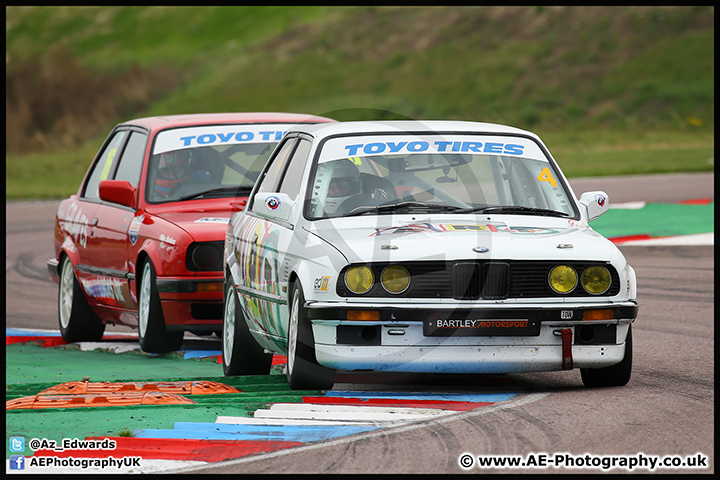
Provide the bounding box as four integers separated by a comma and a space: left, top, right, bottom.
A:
159, 234, 176, 246
128, 216, 143, 246
314, 276, 331, 293
194, 217, 230, 224
424, 316, 540, 336
153, 124, 291, 154
319, 134, 548, 163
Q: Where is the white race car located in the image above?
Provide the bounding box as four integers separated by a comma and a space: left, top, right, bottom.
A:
222, 120, 638, 390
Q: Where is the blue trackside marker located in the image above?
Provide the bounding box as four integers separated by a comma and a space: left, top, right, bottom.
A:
135, 423, 379, 443
6, 328, 63, 337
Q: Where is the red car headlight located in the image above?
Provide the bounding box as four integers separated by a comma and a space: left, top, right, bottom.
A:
186, 241, 223, 271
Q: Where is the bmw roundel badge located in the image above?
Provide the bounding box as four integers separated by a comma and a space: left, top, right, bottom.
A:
266, 196, 280, 211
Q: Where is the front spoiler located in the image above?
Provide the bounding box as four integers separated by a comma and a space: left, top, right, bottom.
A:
315, 343, 627, 373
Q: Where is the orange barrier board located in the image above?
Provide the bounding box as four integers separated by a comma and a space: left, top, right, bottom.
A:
38, 380, 241, 395
7, 392, 197, 409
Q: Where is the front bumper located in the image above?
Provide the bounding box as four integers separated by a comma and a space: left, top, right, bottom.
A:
307, 301, 638, 373
47, 259, 60, 284
155, 277, 224, 328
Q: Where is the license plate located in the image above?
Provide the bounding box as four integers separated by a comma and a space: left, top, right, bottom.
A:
424, 317, 540, 337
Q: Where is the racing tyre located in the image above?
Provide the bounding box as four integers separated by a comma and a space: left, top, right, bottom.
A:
222, 281, 273, 376
58, 256, 105, 342
287, 283, 335, 390
138, 259, 183, 353
581, 325, 633, 387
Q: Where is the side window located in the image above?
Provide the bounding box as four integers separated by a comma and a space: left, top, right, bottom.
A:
83, 130, 128, 200
277, 139, 311, 200
113, 131, 147, 188
255, 138, 297, 193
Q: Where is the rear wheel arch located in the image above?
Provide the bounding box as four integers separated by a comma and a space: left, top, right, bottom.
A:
57, 254, 105, 342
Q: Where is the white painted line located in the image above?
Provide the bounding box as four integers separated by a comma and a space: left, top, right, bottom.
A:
620, 232, 714, 246
254, 409, 450, 422
76, 342, 141, 354
266, 402, 455, 417
609, 201, 647, 209
255, 407, 456, 422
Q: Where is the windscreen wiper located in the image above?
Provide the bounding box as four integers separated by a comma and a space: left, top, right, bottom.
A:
176, 185, 254, 202
476, 205, 570, 217
343, 201, 465, 217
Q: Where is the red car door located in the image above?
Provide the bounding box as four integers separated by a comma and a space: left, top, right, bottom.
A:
86, 129, 148, 318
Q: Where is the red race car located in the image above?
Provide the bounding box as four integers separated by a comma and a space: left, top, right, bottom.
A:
48, 112, 335, 353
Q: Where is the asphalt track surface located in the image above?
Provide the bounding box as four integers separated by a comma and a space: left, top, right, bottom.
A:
5, 172, 714, 474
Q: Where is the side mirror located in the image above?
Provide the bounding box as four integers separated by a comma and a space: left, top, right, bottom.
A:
99, 180, 137, 209
253, 192, 295, 223
579, 191, 609, 222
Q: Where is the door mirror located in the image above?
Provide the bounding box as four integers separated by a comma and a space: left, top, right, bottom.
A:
579, 191, 609, 222
99, 180, 137, 208
253, 192, 295, 223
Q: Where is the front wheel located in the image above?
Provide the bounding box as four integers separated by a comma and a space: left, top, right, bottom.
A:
581, 325, 633, 387
137, 259, 183, 353
58, 256, 105, 342
222, 282, 273, 376
287, 283, 335, 390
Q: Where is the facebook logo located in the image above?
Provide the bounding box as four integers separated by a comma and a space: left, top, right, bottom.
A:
9, 455, 25, 470
9, 437, 25, 452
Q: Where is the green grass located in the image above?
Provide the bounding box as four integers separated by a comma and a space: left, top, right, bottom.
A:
6, 6, 335, 68
5, 6, 714, 200
543, 130, 714, 177
6, 146, 98, 199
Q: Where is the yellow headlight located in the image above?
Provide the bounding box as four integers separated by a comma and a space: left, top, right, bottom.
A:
581, 266, 612, 294
549, 265, 577, 294
381, 265, 410, 294
345, 266, 374, 294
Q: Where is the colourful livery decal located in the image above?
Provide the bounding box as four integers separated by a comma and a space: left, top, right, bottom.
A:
81, 276, 126, 303
64, 202, 89, 248
370, 223, 560, 236
234, 217, 286, 345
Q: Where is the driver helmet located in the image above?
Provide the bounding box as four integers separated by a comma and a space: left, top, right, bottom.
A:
154, 149, 192, 197
158, 149, 192, 179
324, 158, 362, 215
